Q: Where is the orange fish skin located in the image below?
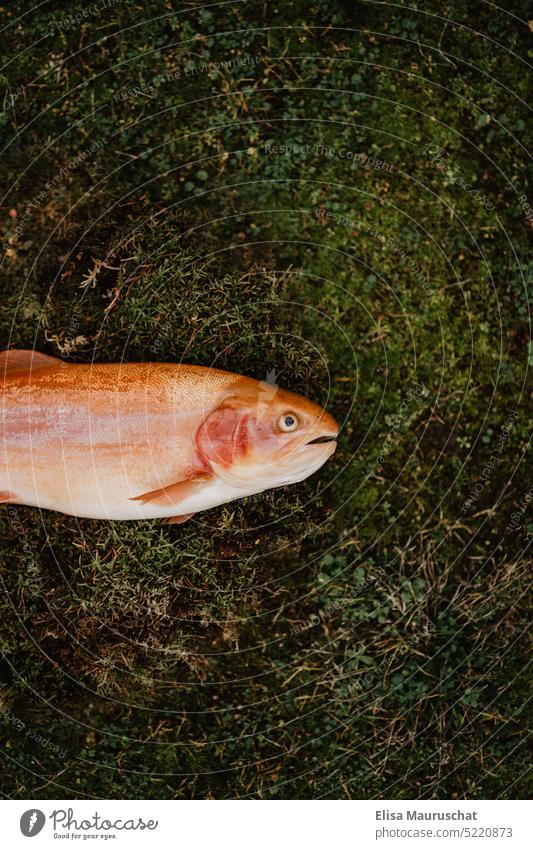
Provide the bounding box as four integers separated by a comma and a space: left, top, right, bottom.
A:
1, 357, 338, 521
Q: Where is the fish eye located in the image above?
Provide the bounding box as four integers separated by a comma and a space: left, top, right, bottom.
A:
279, 412, 299, 432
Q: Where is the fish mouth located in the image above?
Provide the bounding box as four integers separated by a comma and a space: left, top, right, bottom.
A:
306, 434, 337, 445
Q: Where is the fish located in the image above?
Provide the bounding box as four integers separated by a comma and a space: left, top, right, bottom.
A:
0, 349, 339, 524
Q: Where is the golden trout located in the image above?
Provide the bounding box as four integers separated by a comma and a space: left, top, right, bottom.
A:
0, 349, 338, 523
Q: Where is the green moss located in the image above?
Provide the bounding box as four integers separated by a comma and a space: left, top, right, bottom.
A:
0, 0, 530, 799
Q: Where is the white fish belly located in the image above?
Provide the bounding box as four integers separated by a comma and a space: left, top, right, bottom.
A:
0, 452, 250, 521
0, 392, 199, 520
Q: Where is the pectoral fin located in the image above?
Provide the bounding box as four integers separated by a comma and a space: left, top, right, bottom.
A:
0, 491, 17, 503
130, 475, 212, 507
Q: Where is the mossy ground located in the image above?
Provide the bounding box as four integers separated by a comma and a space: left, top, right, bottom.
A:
0, 1, 530, 798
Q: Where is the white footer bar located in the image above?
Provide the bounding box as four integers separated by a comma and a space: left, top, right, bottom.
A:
2, 799, 531, 848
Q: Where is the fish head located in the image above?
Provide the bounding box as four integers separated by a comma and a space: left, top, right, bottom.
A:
197, 378, 339, 490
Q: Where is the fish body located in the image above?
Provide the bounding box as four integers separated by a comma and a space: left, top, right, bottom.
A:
0, 350, 338, 522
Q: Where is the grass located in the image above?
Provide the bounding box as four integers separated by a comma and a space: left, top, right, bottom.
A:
0, 0, 531, 799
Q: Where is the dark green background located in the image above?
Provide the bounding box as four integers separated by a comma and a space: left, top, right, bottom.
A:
0, 0, 531, 798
